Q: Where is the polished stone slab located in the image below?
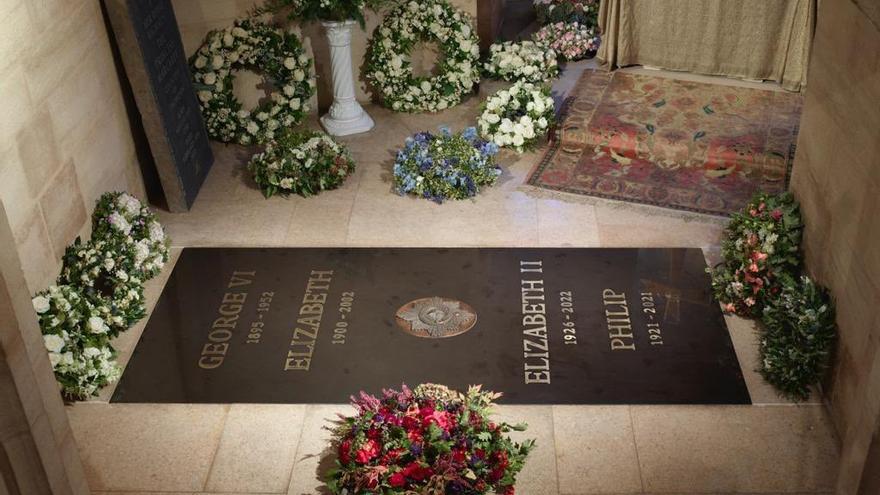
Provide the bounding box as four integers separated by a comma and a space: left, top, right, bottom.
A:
112, 247, 749, 404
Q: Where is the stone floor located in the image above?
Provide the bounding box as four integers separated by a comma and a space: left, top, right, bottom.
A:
65, 63, 838, 494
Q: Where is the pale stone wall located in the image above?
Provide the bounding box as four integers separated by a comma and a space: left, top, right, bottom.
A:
0, 205, 90, 494
0, 0, 146, 294
0, 1, 144, 491
172, 0, 478, 108
789, 0, 880, 492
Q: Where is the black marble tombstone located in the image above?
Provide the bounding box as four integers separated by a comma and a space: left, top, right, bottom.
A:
104, 0, 213, 211
112, 247, 751, 405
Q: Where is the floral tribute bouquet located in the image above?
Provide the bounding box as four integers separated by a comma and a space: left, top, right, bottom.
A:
58, 238, 147, 335
393, 127, 501, 202
759, 276, 836, 401
248, 130, 356, 198
483, 41, 559, 84
532, 21, 599, 61
478, 81, 555, 153
190, 18, 315, 145
533, 0, 599, 28
364, 0, 481, 113
32, 285, 121, 399
33, 192, 170, 399
327, 384, 534, 495
91, 192, 170, 280
259, 0, 391, 27
708, 192, 803, 317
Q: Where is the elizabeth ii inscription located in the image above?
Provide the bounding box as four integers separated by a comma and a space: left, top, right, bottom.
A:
113, 248, 750, 404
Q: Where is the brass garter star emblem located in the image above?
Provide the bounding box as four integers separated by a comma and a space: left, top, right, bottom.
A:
395, 297, 477, 338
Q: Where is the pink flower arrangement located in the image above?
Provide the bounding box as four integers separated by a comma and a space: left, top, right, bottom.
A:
327, 384, 534, 494
709, 193, 803, 317
533, 21, 600, 61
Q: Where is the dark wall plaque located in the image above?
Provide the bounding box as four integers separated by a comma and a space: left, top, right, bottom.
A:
112, 248, 751, 405
105, 0, 213, 211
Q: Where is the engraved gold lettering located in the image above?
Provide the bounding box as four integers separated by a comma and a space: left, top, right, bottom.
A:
198, 270, 255, 369
525, 370, 551, 384
521, 261, 551, 384
603, 288, 635, 351
285, 270, 333, 371
199, 355, 224, 369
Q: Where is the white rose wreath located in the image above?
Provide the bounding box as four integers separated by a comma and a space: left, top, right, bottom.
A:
365, 0, 481, 113
478, 81, 556, 153
191, 18, 315, 145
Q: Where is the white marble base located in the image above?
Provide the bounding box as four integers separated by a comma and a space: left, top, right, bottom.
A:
320, 110, 375, 136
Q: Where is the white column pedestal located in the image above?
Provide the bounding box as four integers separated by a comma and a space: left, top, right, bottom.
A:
320, 20, 374, 136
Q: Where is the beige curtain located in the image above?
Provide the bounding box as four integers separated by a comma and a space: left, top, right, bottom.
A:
597, 0, 816, 91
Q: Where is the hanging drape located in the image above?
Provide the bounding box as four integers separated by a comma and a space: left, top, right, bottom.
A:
597, 0, 816, 91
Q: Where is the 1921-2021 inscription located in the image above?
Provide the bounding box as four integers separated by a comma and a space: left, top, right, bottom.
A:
112, 248, 751, 405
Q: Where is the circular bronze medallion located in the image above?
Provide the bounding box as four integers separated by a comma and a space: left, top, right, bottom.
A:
395, 297, 477, 338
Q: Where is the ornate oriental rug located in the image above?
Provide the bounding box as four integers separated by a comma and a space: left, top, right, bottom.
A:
528, 71, 803, 216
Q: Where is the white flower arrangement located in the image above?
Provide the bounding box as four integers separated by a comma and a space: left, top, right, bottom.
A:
365, 0, 481, 113
92, 192, 170, 280
59, 238, 146, 335
191, 17, 315, 144
248, 130, 356, 198
483, 41, 559, 84
477, 81, 556, 153
33, 191, 170, 400
33, 285, 121, 399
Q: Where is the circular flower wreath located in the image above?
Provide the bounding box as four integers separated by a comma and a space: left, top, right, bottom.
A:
394, 126, 500, 202
483, 41, 559, 84
191, 17, 315, 145
248, 130, 356, 198
328, 384, 534, 495
478, 81, 555, 153
33, 285, 121, 399
365, 0, 481, 113
91, 192, 169, 280
58, 238, 146, 337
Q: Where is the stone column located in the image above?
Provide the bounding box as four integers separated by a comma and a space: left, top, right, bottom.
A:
319, 20, 374, 136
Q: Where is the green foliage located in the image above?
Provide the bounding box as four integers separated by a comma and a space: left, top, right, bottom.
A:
258, 0, 392, 27
759, 276, 836, 401
534, 0, 599, 29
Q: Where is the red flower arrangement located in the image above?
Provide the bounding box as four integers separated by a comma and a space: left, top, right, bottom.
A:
709, 192, 803, 317
326, 384, 534, 494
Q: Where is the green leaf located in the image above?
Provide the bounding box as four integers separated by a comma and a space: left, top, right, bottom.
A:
652, 99, 666, 108
703, 105, 714, 114
693, 130, 706, 141
645, 123, 655, 134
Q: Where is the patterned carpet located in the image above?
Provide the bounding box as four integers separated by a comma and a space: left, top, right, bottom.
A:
529, 71, 803, 216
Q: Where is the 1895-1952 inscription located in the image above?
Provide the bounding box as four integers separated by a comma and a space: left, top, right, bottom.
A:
113, 248, 750, 405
